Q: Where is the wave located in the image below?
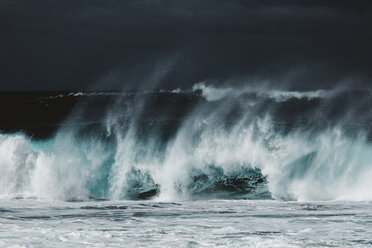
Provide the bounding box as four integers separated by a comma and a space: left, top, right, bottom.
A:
1, 84, 372, 201
192, 83, 335, 102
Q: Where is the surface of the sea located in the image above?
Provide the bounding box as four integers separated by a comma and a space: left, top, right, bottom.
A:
1, 199, 372, 248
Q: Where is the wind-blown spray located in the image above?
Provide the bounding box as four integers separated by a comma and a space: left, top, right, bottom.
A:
1, 84, 372, 201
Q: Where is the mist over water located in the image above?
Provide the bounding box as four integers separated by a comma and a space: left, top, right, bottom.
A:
1, 83, 372, 202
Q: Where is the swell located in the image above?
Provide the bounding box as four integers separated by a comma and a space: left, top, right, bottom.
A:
1, 84, 372, 201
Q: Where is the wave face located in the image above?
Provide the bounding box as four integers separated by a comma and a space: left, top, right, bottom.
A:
1, 84, 372, 201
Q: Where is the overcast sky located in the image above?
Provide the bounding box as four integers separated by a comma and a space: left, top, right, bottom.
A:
1, 0, 371, 91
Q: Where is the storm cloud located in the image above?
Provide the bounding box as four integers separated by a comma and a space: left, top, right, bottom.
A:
0, 0, 371, 90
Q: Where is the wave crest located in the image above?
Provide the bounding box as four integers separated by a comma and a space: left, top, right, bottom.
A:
1, 84, 372, 201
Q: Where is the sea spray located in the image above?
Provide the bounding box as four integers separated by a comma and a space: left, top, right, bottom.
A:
1, 85, 372, 201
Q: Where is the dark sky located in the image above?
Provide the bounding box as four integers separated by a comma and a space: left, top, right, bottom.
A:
1, 0, 372, 91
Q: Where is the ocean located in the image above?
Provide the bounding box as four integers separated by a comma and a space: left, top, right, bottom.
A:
1, 199, 371, 247
0, 84, 372, 247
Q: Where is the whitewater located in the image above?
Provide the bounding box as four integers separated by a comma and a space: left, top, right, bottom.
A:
1, 84, 372, 247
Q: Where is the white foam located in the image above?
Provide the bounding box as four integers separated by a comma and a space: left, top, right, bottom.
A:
193, 82, 334, 102
1, 84, 371, 202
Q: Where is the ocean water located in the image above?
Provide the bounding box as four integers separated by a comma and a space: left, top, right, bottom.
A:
1, 84, 372, 247
1, 199, 372, 248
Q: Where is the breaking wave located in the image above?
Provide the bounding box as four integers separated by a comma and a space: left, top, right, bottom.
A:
1, 84, 372, 201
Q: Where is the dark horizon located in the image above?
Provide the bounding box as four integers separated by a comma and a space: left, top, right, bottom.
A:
1, 0, 372, 91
